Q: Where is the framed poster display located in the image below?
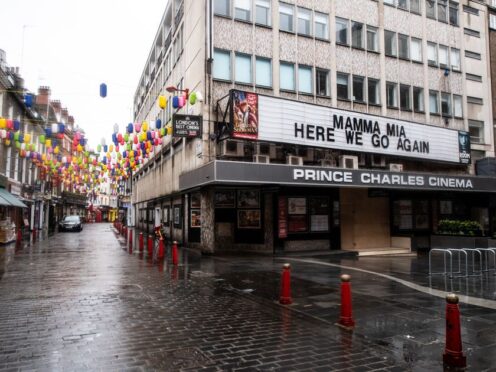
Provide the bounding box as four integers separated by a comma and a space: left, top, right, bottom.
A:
311, 215, 329, 232
288, 215, 307, 233
440, 200, 452, 215
190, 209, 201, 228
173, 205, 182, 227
214, 190, 235, 208
237, 209, 261, 229
288, 198, 306, 215
190, 193, 201, 208
163, 207, 169, 225
237, 190, 260, 208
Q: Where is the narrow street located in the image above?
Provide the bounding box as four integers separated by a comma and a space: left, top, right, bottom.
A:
1, 224, 495, 371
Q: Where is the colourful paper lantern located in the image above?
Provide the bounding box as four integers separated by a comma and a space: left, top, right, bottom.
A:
100, 83, 107, 98
158, 95, 167, 109
189, 92, 197, 105
172, 96, 179, 108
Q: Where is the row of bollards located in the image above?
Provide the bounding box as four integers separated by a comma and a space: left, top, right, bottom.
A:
117, 227, 180, 266
278, 263, 466, 370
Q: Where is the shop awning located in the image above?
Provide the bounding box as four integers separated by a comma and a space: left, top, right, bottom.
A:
0, 188, 28, 208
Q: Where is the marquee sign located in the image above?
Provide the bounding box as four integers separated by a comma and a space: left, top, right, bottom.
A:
230, 90, 470, 164
180, 161, 496, 193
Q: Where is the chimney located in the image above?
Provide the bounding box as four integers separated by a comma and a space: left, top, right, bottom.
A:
51, 100, 62, 114
68, 115, 75, 125
36, 86, 51, 106
61, 108, 69, 123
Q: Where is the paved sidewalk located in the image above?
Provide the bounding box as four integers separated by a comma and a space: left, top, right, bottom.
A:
0, 224, 405, 371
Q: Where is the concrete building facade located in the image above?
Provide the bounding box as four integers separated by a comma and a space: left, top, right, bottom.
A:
132, 0, 496, 254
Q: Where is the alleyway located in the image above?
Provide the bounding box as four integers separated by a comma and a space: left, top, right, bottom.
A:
0, 224, 494, 371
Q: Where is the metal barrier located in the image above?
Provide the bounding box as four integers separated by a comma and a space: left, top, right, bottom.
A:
429, 246, 496, 278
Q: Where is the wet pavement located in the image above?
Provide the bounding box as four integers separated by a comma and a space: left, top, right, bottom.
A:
0, 224, 494, 371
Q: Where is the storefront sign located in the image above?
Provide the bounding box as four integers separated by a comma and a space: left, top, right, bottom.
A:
172, 114, 202, 138
278, 196, 287, 239
230, 90, 469, 164
180, 161, 496, 193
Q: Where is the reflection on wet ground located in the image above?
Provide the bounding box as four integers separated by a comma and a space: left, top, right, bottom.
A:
0, 225, 495, 371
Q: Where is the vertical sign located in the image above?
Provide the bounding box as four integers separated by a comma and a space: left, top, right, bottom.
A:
278, 196, 288, 239
232, 90, 259, 140
458, 131, 471, 164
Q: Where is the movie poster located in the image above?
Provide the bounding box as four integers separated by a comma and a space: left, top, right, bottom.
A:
232, 90, 259, 140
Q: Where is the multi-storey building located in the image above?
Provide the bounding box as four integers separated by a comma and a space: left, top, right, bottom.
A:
132, 0, 496, 254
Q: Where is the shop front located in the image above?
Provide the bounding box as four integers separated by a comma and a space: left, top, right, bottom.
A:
179, 161, 496, 254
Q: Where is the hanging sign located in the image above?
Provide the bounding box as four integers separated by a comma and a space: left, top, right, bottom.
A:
172, 114, 202, 138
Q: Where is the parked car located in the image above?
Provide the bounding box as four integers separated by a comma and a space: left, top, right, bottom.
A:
59, 215, 83, 232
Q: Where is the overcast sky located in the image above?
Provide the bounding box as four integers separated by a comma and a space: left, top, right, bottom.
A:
0, 0, 167, 150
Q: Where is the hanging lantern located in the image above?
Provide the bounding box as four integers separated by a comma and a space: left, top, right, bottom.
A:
59, 123, 65, 133
189, 91, 197, 105
51, 123, 59, 134
134, 123, 141, 132
172, 96, 179, 108
100, 83, 107, 98
6, 119, 13, 130
158, 95, 167, 109
156, 119, 162, 129
24, 133, 31, 143
195, 91, 204, 102
142, 121, 148, 132
127, 123, 133, 133
0, 118, 5, 129
13, 120, 20, 131
178, 95, 186, 108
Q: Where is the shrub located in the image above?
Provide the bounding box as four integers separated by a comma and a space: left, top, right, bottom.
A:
437, 219, 483, 236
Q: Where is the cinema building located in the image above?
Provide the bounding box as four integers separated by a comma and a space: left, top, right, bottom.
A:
132, 0, 496, 254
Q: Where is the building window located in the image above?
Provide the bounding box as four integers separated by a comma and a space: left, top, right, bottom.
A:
438, 45, 449, 67
368, 78, 380, 105
336, 18, 349, 45
255, 0, 270, 26
234, 0, 251, 21
411, 38, 422, 62
400, 85, 411, 110
297, 7, 312, 36
441, 92, 451, 116
437, 0, 448, 22
279, 3, 294, 32
352, 76, 365, 102
386, 82, 398, 108
351, 22, 364, 49
316, 69, 329, 96
449, 1, 459, 26
398, 0, 408, 10
255, 57, 271, 87
491, 14, 496, 30
410, 0, 421, 13
298, 65, 313, 94
214, 0, 230, 16
453, 95, 463, 117
469, 120, 484, 144
280, 62, 295, 91
385, 31, 397, 57
413, 87, 424, 112
314, 12, 328, 39
427, 42, 437, 66
213, 49, 231, 80
426, 0, 436, 19
398, 34, 409, 59
367, 26, 379, 52
337, 73, 349, 100
429, 90, 439, 114
450, 48, 461, 71
384, 0, 395, 5
235, 53, 252, 84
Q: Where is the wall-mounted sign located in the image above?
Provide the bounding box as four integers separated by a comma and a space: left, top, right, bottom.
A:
278, 196, 288, 239
172, 114, 202, 138
230, 90, 468, 164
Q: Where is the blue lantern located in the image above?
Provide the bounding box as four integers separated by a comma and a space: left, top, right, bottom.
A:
123, 151, 127, 158
100, 83, 107, 98
172, 96, 179, 108
24, 94, 33, 108
18, 134, 24, 143
13, 120, 20, 131
103, 145, 108, 153
80, 138, 86, 146
58, 123, 65, 134
140, 143, 145, 151
156, 119, 162, 129
127, 123, 133, 133
147, 131, 152, 141
45, 128, 52, 137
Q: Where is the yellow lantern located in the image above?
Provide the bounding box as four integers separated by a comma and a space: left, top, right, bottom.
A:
54, 146, 59, 154
24, 133, 31, 143
166, 125, 172, 135
77, 144, 83, 152
142, 121, 148, 132
45, 139, 52, 148
158, 95, 167, 109
0, 118, 6, 129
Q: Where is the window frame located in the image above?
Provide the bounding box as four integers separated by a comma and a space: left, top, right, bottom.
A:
410, 37, 422, 62
280, 61, 296, 91
279, 2, 295, 33
316, 68, 330, 97
429, 90, 440, 115
386, 82, 398, 108
352, 75, 365, 103
385, 30, 397, 57
351, 21, 365, 49
255, 56, 272, 87
468, 120, 484, 144
314, 12, 329, 40
255, 0, 271, 26
214, 0, 231, 17
213, 49, 232, 81
297, 7, 312, 36
336, 72, 350, 100
398, 34, 410, 59
400, 84, 412, 111
453, 94, 463, 118
368, 78, 380, 105
367, 25, 379, 53
234, 0, 252, 22
413, 87, 425, 113
298, 65, 313, 95
336, 17, 349, 46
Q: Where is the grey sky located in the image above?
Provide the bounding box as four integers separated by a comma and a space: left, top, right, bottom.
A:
0, 0, 166, 150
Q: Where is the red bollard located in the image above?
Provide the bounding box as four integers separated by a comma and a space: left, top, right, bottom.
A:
158, 238, 165, 260
443, 294, 466, 369
17, 229, 22, 243
337, 274, 355, 330
139, 232, 144, 252
172, 241, 178, 266
129, 229, 133, 249
279, 263, 292, 305
147, 235, 153, 257
32, 229, 36, 241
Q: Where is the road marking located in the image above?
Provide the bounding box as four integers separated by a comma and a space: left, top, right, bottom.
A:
280, 257, 496, 310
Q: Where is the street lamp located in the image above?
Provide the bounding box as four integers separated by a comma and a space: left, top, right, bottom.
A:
166, 86, 189, 98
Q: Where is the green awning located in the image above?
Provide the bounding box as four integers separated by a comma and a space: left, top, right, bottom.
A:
0, 188, 27, 208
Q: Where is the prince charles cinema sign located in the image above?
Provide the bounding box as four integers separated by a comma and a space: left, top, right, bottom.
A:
230, 90, 470, 164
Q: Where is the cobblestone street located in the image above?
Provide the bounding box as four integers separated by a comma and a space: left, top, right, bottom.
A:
0, 224, 406, 371
1, 224, 495, 371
